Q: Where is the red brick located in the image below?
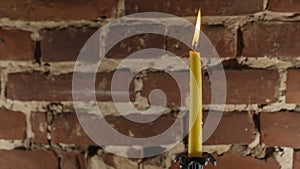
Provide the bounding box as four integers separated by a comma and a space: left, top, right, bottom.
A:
7, 71, 134, 101
125, 0, 263, 16
105, 33, 166, 59
101, 153, 140, 167
242, 22, 300, 57
105, 114, 183, 145
0, 150, 58, 169
205, 69, 279, 104
286, 69, 300, 103
102, 154, 117, 168
167, 25, 237, 58
0, 29, 34, 60
41, 28, 97, 62
51, 112, 183, 146
0, 0, 118, 21
141, 71, 189, 107
260, 112, 300, 148
268, 0, 300, 12
51, 113, 96, 145
0, 110, 26, 139
61, 152, 85, 169
217, 69, 279, 104
294, 151, 300, 169
8, 73, 73, 101
141, 69, 278, 106
103, 20, 167, 59
204, 111, 255, 145
31, 112, 48, 143
205, 152, 280, 169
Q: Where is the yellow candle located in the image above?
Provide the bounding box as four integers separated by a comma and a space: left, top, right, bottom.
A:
188, 9, 202, 157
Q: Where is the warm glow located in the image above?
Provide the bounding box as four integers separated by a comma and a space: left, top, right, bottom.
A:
192, 9, 201, 48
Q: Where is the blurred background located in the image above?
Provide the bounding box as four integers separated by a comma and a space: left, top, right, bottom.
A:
0, 0, 299, 169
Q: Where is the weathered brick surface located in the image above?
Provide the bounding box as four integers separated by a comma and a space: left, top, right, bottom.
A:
30, 112, 48, 143
61, 152, 85, 169
0, 0, 118, 21
1, 0, 300, 167
41, 28, 97, 62
141, 69, 278, 106
294, 151, 300, 169
105, 114, 183, 142
51, 112, 183, 146
268, 0, 300, 12
0, 29, 34, 60
204, 111, 255, 145
7, 71, 134, 101
140, 71, 189, 107
51, 113, 96, 145
220, 69, 279, 104
0, 150, 58, 169
167, 25, 237, 58
125, 0, 263, 16
100, 154, 140, 168
261, 112, 300, 148
204, 153, 279, 169
106, 33, 166, 59
242, 22, 300, 57
0, 110, 26, 139
286, 69, 300, 103
8, 73, 74, 101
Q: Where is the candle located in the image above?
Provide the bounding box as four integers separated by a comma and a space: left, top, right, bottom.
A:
188, 9, 202, 157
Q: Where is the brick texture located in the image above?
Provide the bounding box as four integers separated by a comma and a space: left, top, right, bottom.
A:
41, 28, 97, 62
204, 111, 255, 145
125, 0, 263, 16
220, 69, 279, 104
167, 25, 237, 58
30, 112, 48, 143
286, 69, 300, 103
0, 150, 58, 169
51, 112, 183, 146
1, 0, 300, 167
61, 152, 85, 169
205, 152, 280, 169
242, 22, 300, 57
294, 151, 300, 169
0, 29, 34, 60
105, 114, 183, 143
106, 33, 166, 59
260, 112, 300, 148
0, 0, 118, 21
268, 0, 300, 12
141, 69, 279, 106
140, 71, 188, 107
0, 110, 26, 139
7, 71, 134, 101
51, 113, 96, 145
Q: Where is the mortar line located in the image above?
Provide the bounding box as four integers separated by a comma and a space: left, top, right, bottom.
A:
0, 11, 299, 33
2, 57, 300, 75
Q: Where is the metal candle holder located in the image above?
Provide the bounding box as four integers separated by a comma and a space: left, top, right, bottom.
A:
174, 151, 217, 169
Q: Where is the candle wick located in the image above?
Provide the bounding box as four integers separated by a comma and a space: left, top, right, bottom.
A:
193, 42, 199, 51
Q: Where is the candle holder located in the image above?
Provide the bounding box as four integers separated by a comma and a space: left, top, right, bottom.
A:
174, 151, 217, 169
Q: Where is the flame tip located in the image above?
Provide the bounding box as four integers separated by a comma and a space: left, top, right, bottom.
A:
192, 9, 202, 48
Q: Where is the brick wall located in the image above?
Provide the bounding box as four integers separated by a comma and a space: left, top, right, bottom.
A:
0, 0, 299, 169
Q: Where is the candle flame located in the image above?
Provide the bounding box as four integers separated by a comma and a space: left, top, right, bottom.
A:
192, 9, 201, 49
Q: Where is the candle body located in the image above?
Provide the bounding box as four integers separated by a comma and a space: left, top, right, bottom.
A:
188, 51, 202, 157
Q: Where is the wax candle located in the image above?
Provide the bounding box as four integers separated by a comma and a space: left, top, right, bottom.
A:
188, 9, 202, 157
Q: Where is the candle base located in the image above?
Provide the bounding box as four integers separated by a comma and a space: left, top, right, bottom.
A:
174, 152, 216, 169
